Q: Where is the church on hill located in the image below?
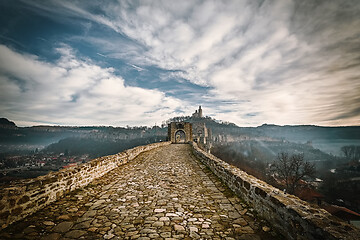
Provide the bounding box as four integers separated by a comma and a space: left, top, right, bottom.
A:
192, 106, 203, 118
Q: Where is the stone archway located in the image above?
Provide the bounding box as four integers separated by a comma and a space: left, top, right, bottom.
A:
168, 122, 192, 143
175, 130, 186, 143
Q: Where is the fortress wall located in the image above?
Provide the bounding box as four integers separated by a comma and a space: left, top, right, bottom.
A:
191, 142, 360, 240
0, 141, 171, 229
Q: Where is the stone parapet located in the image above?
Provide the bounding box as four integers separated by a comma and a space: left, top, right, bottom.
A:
0, 141, 171, 229
190, 142, 360, 240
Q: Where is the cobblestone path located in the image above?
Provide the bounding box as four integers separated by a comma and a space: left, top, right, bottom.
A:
0, 144, 280, 240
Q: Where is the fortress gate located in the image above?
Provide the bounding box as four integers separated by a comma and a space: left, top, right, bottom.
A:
168, 122, 192, 143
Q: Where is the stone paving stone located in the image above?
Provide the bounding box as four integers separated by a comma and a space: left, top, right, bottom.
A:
52, 221, 74, 233
0, 144, 281, 239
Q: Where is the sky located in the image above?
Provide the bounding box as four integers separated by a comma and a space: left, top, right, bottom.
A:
0, 0, 359, 127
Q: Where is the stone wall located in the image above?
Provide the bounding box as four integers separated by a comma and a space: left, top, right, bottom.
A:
0, 141, 171, 230
190, 142, 360, 240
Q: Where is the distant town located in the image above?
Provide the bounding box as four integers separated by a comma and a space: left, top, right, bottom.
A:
0, 150, 91, 182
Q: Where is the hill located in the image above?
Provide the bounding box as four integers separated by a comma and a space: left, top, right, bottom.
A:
1, 116, 359, 156
0, 118, 16, 128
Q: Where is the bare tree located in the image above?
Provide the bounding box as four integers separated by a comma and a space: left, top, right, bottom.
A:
271, 152, 316, 194
341, 145, 360, 160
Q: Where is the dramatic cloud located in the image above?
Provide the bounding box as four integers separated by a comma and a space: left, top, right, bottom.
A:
0, 0, 359, 126
0, 44, 185, 126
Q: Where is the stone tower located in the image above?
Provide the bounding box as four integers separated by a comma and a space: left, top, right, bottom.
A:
192, 106, 203, 118
198, 106, 203, 118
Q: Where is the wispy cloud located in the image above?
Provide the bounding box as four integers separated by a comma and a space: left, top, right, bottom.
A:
96, 53, 107, 58
0, 34, 27, 49
1, 0, 359, 126
129, 64, 146, 72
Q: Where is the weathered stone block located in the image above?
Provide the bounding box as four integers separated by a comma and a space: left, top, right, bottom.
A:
31, 190, 45, 198
8, 199, 16, 208
243, 181, 250, 190
17, 195, 30, 205
6, 187, 24, 197
42, 176, 57, 185
254, 187, 267, 198
37, 196, 49, 206
25, 202, 36, 210
26, 180, 42, 191
10, 207, 22, 216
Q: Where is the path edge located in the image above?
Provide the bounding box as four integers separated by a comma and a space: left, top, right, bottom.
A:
0, 141, 171, 230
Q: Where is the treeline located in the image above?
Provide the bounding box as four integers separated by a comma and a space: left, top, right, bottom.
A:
319, 160, 360, 213
210, 143, 268, 180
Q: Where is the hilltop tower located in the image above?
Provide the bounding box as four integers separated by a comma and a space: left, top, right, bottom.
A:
192, 105, 203, 118
198, 106, 203, 118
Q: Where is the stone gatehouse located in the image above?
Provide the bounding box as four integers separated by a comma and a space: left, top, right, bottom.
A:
168, 122, 192, 143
